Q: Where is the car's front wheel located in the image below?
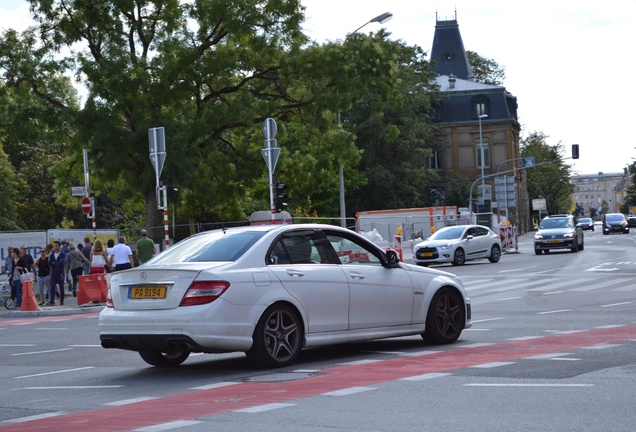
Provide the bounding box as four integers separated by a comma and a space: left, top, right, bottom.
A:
247, 303, 303, 368
451, 248, 466, 266
139, 350, 190, 367
488, 244, 501, 263
422, 287, 465, 344
534, 248, 542, 255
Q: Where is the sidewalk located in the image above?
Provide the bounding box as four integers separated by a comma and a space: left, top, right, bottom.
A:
1, 287, 105, 318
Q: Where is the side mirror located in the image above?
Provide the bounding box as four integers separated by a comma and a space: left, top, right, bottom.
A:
384, 250, 401, 268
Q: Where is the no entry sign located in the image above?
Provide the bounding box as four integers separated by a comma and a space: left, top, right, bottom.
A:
81, 196, 91, 214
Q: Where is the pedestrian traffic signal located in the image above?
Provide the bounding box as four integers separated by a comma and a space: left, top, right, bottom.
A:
275, 182, 287, 213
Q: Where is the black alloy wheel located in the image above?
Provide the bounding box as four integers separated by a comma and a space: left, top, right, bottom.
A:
422, 287, 465, 344
247, 303, 303, 368
451, 248, 466, 266
488, 244, 501, 263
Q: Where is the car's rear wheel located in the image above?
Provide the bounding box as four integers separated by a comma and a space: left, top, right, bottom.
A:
247, 303, 303, 368
571, 239, 578, 252
139, 349, 190, 367
422, 287, 465, 344
451, 248, 465, 266
488, 245, 501, 263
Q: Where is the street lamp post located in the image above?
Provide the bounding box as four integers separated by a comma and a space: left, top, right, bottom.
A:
338, 12, 393, 227
478, 114, 488, 206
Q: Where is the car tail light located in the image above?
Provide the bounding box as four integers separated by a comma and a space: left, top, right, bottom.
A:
106, 288, 114, 308
179, 281, 230, 306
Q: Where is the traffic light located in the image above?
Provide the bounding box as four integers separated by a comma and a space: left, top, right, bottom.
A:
571, 144, 580, 159
275, 182, 287, 213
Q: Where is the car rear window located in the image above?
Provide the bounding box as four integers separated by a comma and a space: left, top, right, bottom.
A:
148, 230, 267, 264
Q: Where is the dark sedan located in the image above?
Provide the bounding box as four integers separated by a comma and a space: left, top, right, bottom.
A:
627, 216, 636, 228
578, 217, 595, 231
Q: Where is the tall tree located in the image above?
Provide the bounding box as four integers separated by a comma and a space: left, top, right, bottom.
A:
466, 50, 506, 86
521, 131, 574, 215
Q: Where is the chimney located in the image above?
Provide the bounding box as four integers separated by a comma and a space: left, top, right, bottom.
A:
448, 74, 456, 89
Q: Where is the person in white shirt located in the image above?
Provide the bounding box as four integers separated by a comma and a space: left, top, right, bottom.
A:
109, 236, 134, 272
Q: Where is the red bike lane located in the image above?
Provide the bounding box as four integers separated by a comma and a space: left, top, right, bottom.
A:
2, 323, 635, 431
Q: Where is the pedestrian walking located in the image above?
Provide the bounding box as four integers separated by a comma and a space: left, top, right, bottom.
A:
90, 239, 109, 274
35, 248, 51, 305
136, 229, 156, 265
105, 239, 115, 273
10, 247, 27, 308
2, 245, 13, 276
109, 236, 134, 272
64, 243, 87, 297
48, 240, 67, 306
20, 245, 36, 273
81, 237, 92, 275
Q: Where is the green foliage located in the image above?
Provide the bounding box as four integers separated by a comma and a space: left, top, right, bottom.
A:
623, 161, 636, 209
521, 131, 574, 215
466, 50, 506, 86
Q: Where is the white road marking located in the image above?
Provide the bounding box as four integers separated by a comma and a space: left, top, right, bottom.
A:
524, 353, 572, 360
15, 366, 94, 379
0, 344, 35, 347
321, 386, 376, 396
471, 317, 504, 323
23, 386, 123, 389
190, 382, 241, 391
470, 361, 516, 368
400, 372, 453, 381
235, 403, 296, 413
336, 359, 382, 366
464, 383, 593, 387
583, 344, 622, 350
131, 420, 203, 431
507, 336, 543, 341
601, 302, 633, 308
400, 350, 442, 357
12, 348, 73, 356
104, 397, 159, 406
537, 309, 571, 315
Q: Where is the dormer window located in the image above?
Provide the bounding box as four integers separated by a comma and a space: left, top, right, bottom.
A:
472, 95, 489, 117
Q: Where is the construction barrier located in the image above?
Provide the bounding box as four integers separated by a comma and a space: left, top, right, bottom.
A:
20, 280, 41, 312
77, 274, 108, 305
393, 235, 403, 261
499, 224, 518, 252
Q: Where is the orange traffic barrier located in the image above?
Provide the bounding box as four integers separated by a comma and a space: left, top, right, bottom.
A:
78, 274, 108, 305
20, 280, 41, 312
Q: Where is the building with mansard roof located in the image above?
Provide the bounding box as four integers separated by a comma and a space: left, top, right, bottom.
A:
428, 15, 530, 231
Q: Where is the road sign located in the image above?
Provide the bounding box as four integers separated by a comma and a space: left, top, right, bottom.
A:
71, 186, 87, 197
261, 147, 281, 172
81, 197, 91, 214
149, 127, 166, 177
263, 118, 277, 139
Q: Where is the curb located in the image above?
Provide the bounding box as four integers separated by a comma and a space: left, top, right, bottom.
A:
0, 304, 104, 319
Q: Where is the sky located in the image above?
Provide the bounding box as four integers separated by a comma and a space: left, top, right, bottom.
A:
2, 0, 635, 175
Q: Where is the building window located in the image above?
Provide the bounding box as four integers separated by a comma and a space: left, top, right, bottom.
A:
476, 138, 490, 169
472, 95, 489, 117
429, 150, 442, 170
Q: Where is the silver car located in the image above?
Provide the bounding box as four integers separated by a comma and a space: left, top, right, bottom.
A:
99, 224, 472, 368
412, 225, 502, 266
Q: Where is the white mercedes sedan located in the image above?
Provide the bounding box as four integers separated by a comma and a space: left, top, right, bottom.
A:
99, 224, 471, 368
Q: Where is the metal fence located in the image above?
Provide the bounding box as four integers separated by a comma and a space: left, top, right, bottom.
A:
123, 217, 357, 252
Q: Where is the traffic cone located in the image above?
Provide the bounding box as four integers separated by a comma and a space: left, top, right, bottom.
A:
20, 280, 41, 312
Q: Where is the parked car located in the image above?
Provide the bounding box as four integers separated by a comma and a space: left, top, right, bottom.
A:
577, 217, 595, 231
99, 224, 472, 368
534, 214, 584, 254
602, 213, 630, 235
412, 224, 501, 266
626, 216, 636, 228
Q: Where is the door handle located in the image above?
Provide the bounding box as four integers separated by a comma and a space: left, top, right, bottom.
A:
286, 270, 305, 277
349, 272, 365, 280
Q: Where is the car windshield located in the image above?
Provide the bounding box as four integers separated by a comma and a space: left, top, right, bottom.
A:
429, 226, 466, 240
606, 214, 624, 222
148, 230, 267, 264
539, 218, 571, 229
580, 218, 591, 223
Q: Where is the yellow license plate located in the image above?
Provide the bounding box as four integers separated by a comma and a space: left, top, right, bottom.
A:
128, 286, 167, 299
547, 240, 560, 244
420, 252, 433, 257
